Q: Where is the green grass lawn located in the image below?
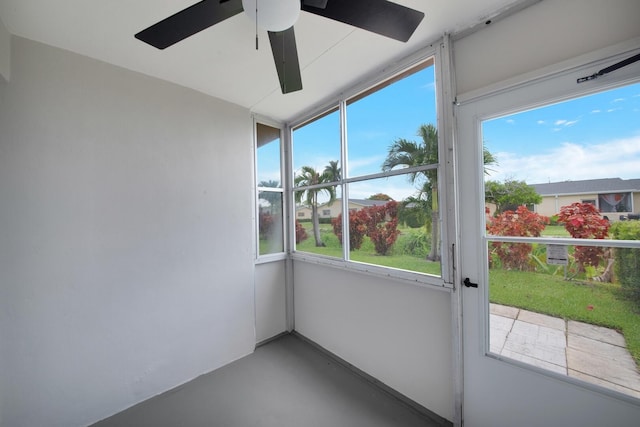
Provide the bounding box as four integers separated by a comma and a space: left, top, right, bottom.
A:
295, 222, 441, 276
490, 269, 640, 365
541, 224, 571, 237
292, 220, 640, 365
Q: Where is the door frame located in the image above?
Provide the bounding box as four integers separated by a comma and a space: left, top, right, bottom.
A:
455, 42, 640, 427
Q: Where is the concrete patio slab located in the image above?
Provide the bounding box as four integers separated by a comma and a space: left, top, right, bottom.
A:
569, 369, 640, 400
489, 314, 514, 354
501, 349, 567, 375
490, 303, 519, 319
568, 334, 631, 359
566, 346, 640, 391
568, 320, 627, 347
518, 309, 565, 331
490, 304, 640, 399
502, 321, 566, 367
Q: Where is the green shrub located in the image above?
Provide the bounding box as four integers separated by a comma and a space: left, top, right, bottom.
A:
398, 205, 427, 228
397, 229, 430, 257
610, 221, 640, 301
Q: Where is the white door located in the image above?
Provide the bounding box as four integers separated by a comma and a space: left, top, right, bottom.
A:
456, 48, 640, 427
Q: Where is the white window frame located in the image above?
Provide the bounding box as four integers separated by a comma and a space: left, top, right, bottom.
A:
253, 116, 288, 264
285, 40, 456, 291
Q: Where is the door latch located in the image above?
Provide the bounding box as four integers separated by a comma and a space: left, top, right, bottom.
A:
463, 278, 478, 288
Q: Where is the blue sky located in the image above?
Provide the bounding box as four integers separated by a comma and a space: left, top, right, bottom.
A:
260, 67, 640, 201
482, 81, 640, 184
291, 64, 437, 200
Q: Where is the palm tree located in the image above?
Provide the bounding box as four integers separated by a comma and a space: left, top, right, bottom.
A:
294, 164, 339, 247
383, 124, 496, 261
324, 160, 341, 182
383, 124, 440, 260
483, 146, 498, 176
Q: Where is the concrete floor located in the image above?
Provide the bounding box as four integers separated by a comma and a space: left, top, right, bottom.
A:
490, 303, 640, 399
92, 333, 449, 427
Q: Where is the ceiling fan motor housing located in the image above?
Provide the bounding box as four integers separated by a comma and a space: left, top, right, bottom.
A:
242, 0, 301, 32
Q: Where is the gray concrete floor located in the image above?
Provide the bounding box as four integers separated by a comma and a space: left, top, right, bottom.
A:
490, 303, 640, 399
92, 333, 449, 427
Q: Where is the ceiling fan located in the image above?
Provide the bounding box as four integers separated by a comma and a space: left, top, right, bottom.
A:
135, 0, 424, 94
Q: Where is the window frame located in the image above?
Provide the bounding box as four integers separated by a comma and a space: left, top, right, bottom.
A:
286, 43, 455, 290
254, 117, 288, 264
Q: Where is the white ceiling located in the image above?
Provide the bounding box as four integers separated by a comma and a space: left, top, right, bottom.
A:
0, 0, 524, 122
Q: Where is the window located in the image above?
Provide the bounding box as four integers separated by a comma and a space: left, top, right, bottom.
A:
256, 122, 284, 256
598, 193, 632, 213
291, 58, 444, 281
483, 81, 640, 398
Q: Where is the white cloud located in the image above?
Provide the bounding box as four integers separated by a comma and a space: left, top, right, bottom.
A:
348, 155, 385, 175
613, 98, 625, 103
537, 120, 545, 125
421, 81, 436, 91
553, 119, 579, 127
505, 119, 515, 124
485, 135, 640, 184
591, 109, 601, 114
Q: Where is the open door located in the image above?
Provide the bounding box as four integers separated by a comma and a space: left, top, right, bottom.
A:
456, 49, 640, 426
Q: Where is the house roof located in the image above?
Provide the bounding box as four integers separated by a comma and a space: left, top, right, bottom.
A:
296, 198, 389, 210
348, 199, 390, 207
531, 178, 640, 196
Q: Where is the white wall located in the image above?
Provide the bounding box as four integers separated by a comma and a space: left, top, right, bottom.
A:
0, 37, 255, 427
255, 261, 287, 343
455, 0, 640, 96
0, 17, 9, 82
294, 261, 454, 422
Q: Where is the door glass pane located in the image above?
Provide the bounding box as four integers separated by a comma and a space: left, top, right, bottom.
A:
483, 82, 640, 398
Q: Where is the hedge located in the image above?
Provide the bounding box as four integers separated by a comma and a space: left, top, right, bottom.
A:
610, 220, 640, 301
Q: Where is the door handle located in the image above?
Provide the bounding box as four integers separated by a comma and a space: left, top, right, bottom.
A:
463, 278, 478, 288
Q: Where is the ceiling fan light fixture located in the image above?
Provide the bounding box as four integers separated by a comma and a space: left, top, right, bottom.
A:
242, 0, 301, 32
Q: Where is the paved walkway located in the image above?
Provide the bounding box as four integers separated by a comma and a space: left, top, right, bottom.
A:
490, 303, 640, 399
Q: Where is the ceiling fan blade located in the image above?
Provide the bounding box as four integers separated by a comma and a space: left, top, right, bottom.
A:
268, 27, 303, 94
135, 0, 244, 49
301, 0, 424, 42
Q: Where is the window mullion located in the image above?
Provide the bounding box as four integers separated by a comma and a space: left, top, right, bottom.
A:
340, 100, 350, 260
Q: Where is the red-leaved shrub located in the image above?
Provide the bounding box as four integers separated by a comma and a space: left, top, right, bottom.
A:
295, 219, 308, 244
332, 209, 369, 250
557, 202, 610, 271
487, 205, 549, 270
366, 201, 401, 255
